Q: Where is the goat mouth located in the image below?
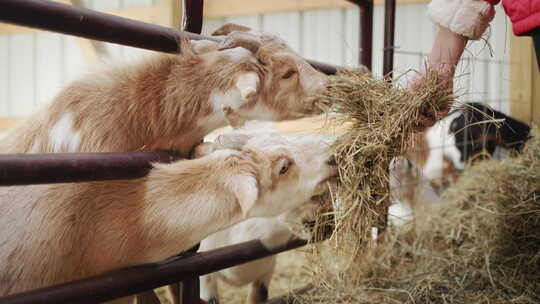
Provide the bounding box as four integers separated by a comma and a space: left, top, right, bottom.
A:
311, 179, 337, 201
322, 175, 338, 184
310, 194, 324, 201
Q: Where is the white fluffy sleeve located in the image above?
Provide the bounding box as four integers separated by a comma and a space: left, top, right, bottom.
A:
427, 0, 495, 40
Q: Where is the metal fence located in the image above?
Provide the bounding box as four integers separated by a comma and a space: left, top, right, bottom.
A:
0, 0, 396, 303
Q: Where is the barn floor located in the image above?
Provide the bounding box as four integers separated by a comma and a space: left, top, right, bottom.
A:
219, 247, 312, 303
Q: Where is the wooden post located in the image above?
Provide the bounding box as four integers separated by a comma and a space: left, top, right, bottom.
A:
510, 30, 540, 125
172, 0, 183, 30
0, 117, 21, 131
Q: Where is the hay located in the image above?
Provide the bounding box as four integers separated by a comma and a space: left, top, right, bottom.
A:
296, 70, 539, 303
310, 70, 453, 272
297, 128, 540, 303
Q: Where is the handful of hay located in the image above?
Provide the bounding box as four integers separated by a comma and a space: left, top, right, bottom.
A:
312, 70, 452, 263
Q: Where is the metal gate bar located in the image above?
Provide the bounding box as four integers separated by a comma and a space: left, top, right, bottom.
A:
0, 238, 307, 304
0, 152, 179, 186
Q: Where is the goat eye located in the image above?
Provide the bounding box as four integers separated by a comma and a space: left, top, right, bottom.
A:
282, 69, 296, 79
279, 163, 289, 175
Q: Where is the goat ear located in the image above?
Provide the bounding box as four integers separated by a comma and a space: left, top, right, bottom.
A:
212, 23, 252, 36
217, 133, 251, 149
228, 174, 259, 218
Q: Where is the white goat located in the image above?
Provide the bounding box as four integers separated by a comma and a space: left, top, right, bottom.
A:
134, 127, 335, 304
195, 130, 335, 304
197, 201, 326, 304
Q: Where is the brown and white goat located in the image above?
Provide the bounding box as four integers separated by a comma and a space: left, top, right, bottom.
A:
0, 131, 337, 301
193, 129, 335, 304
0, 23, 327, 155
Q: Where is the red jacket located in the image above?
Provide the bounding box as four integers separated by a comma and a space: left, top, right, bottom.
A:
495, 0, 540, 35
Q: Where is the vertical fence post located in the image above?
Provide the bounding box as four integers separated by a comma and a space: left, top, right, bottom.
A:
359, 0, 373, 70
179, 277, 200, 304
381, 0, 396, 236
182, 0, 204, 34
383, 0, 396, 77
169, 3, 205, 302
135, 290, 161, 304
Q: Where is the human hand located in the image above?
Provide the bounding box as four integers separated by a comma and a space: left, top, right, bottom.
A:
408, 69, 453, 131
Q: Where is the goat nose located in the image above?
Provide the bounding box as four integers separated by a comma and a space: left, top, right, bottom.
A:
327, 155, 337, 166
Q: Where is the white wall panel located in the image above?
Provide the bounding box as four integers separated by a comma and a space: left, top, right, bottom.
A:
262, 12, 301, 53
393, 3, 434, 83
301, 9, 343, 66
35, 33, 63, 106
372, 5, 385, 77
0, 36, 9, 117
202, 18, 226, 36
63, 37, 88, 84
9, 33, 35, 117
344, 7, 360, 67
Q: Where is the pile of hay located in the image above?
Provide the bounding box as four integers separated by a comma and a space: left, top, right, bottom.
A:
298, 128, 540, 303
295, 70, 540, 303
311, 70, 453, 267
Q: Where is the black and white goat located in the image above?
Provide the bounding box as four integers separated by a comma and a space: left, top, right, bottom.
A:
449, 102, 531, 162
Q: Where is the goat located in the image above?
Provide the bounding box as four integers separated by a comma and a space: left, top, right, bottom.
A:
388, 156, 439, 226
0, 130, 337, 302
405, 103, 530, 197
449, 102, 531, 162
135, 126, 336, 304
405, 112, 462, 195
0, 23, 327, 156
194, 131, 335, 304
198, 202, 323, 304
396, 103, 530, 213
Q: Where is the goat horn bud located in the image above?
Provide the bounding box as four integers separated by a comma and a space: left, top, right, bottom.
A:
218, 31, 261, 54
212, 23, 252, 36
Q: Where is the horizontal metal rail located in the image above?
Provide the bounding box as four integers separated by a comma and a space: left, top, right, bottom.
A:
0, 0, 339, 75
0, 238, 307, 304
0, 152, 180, 186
